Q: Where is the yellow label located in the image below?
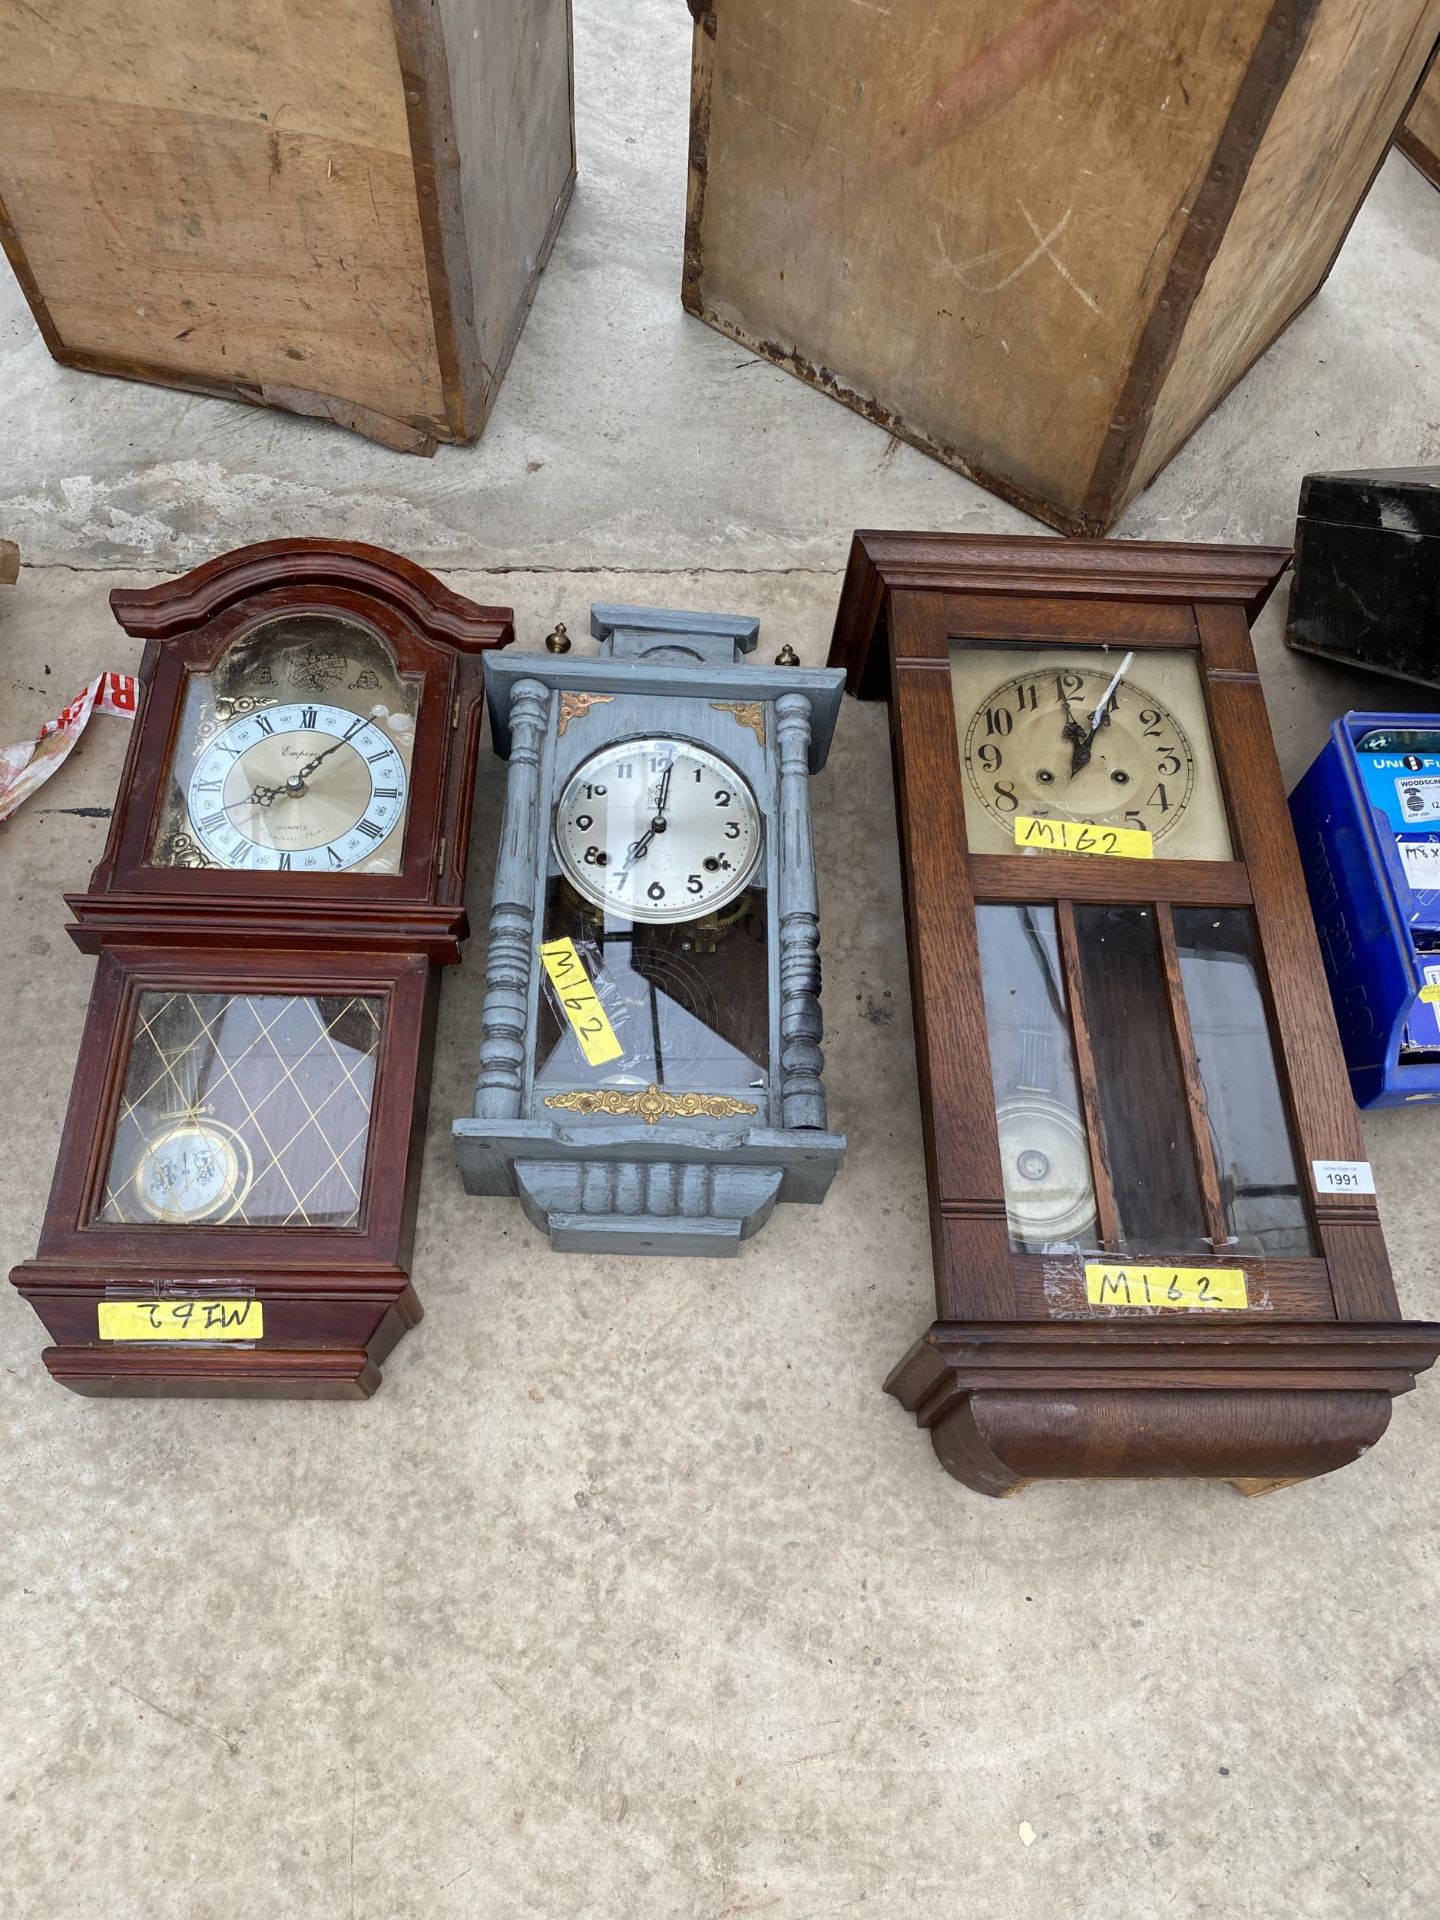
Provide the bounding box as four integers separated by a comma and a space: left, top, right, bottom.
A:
98, 1299, 263, 1341
1084, 1263, 1247, 1310
1419, 985, 1440, 1005
1014, 815, 1154, 859
538, 938, 624, 1067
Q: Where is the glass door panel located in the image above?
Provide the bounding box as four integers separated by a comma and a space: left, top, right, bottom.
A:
976, 904, 1098, 1252
1072, 903, 1211, 1257
1172, 908, 1315, 1258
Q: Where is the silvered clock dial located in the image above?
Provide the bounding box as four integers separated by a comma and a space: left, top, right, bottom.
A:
554, 737, 763, 924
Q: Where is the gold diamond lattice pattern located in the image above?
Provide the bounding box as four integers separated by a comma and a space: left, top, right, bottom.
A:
97, 991, 383, 1228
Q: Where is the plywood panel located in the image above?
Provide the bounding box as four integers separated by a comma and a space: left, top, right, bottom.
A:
0, 0, 411, 148
1398, 46, 1440, 188
0, 0, 442, 425
1128, 0, 1440, 505
438, 0, 575, 401
688, 0, 1270, 522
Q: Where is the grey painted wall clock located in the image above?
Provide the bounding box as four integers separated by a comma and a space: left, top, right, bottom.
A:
453, 603, 847, 1255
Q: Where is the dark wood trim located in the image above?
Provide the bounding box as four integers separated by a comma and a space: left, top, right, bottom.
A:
830, 532, 1429, 1491
31, 945, 428, 1269
830, 532, 1291, 693
889, 593, 1011, 1318
1011, 1250, 1340, 1324
40, 1346, 389, 1400
1194, 602, 1398, 1320
1080, 4, 1311, 525
944, 596, 1200, 648
11, 543, 503, 1398
1155, 902, 1230, 1251
886, 1318, 1440, 1494
66, 545, 512, 960
110, 540, 512, 650
1054, 901, 1121, 1251
971, 854, 1252, 908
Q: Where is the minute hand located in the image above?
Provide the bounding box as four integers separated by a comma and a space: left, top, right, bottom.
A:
1089, 651, 1134, 735
291, 734, 353, 784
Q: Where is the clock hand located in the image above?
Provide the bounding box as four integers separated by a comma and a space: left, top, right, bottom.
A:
289, 735, 352, 785
1088, 651, 1134, 735
620, 820, 664, 875
1063, 651, 1136, 780
1060, 694, 1093, 777
618, 800, 674, 881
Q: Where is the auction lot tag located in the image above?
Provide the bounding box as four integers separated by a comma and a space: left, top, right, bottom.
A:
1084, 1263, 1248, 1311
1399, 840, 1440, 891
538, 938, 624, 1067
98, 1299, 263, 1341
1014, 816, 1153, 859
1311, 1159, 1376, 1196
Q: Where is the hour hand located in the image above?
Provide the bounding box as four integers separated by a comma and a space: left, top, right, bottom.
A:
618, 825, 656, 878
1060, 696, 1093, 776
227, 782, 278, 813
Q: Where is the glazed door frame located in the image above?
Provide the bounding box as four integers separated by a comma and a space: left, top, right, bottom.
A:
884, 584, 1397, 1329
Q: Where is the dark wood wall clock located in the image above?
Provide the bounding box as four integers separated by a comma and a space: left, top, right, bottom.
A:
829, 532, 1440, 1497
10, 540, 513, 1398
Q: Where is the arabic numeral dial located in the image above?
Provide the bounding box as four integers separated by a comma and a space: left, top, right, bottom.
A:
962, 667, 1194, 840
555, 736, 763, 924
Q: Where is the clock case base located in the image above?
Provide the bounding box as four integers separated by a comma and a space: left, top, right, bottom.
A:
455, 605, 847, 1255
29, 1285, 421, 1401
455, 1121, 845, 1257
887, 1321, 1440, 1497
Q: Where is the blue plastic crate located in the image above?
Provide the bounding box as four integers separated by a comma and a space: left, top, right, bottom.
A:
1290, 711, 1440, 1107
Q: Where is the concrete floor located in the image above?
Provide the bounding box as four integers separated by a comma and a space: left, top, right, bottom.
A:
4, 5, 1440, 1915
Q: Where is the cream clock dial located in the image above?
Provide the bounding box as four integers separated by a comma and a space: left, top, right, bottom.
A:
963, 664, 1193, 840
950, 644, 1233, 860
185, 701, 409, 871
554, 738, 763, 925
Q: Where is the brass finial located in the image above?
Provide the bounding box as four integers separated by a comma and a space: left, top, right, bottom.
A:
775, 644, 800, 666
545, 622, 571, 654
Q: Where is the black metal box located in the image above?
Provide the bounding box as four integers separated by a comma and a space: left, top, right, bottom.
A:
1286, 469, 1440, 689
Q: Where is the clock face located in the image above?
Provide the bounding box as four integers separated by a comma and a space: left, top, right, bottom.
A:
149, 613, 419, 874
554, 738, 764, 925
962, 664, 1193, 842
134, 1119, 251, 1224
950, 645, 1233, 860
185, 701, 410, 872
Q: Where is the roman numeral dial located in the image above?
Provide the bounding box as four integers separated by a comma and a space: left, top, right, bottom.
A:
184, 700, 410, 872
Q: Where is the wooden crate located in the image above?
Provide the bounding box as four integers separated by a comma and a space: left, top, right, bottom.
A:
0, 1, 575, 455
1398, 46, 1440, 187
685, 1, 1440, 533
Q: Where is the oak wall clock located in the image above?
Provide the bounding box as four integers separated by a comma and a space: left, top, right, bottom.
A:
828, 532, 1440, 1495
11, 540, 513, 1397
453, 603, 847, 1254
